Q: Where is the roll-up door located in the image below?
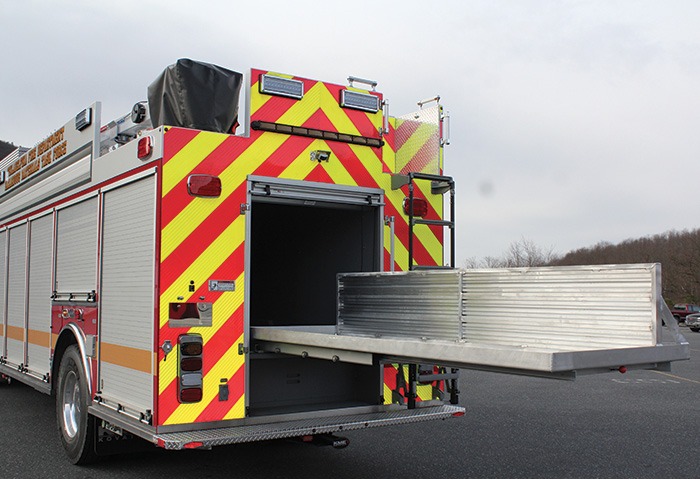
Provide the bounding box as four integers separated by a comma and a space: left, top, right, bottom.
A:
27, 213, 53, 376
99, 174, 156, 414
55, 196, 98, 296
0, 230, 6, 358
6, 223, 27, 366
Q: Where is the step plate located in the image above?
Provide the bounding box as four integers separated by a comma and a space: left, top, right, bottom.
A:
154, 405, 463, 450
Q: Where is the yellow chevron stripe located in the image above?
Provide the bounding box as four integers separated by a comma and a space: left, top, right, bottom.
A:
162, 132, 228, 196
164, 333, 245, 425
223, 394, 246, 420
383, 383, 393, 405
161, 133, 288, 261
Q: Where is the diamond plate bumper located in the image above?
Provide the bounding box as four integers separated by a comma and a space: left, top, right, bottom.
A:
154, 404, 464, 450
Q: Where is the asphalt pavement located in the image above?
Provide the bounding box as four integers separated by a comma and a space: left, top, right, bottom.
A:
1, 327, 699, 478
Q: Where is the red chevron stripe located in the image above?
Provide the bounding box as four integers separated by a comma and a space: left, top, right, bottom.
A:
395, 118, 421, 145
163, 128, 200, 165
306, 162, 334, 184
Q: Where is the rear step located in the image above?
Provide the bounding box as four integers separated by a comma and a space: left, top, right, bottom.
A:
152, 405, 464, 450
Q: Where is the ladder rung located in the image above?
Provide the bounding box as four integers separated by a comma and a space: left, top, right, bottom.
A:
412, 265, 455, 271
412, 219, 454, 227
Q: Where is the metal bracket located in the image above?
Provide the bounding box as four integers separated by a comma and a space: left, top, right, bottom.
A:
240, 203, 250, 215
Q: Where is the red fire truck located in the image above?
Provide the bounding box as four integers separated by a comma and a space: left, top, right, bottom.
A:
0, 59, 688, 464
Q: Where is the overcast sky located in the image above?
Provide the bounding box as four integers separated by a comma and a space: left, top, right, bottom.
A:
1, 0, 698, 264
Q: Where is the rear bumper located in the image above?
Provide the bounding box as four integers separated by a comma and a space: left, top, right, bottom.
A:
153, 404, 464, 450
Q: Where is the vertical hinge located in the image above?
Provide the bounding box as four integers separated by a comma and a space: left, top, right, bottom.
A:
238, 343, 248, 355
240, 203, 250, 215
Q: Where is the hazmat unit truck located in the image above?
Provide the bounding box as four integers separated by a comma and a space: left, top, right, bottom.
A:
0, 59, 689, 464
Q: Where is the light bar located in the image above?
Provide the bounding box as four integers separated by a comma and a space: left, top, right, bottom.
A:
251, 120, 384, 148
340, 90, 380, 113
260, 74, 304, 100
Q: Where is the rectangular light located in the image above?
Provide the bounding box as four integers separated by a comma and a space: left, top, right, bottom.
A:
340, 90, 380, 113
75, 108, 92, 131
260, 74, 304, 100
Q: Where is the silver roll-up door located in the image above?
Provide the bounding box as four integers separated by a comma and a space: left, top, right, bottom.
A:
0, 230, 6, 358
99, 174, 156, 414
55, 197, 98, 295
27, 213, 53, 375
6, 223, 27, 366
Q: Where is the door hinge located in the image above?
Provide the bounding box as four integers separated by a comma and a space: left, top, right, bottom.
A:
240, 203, 250, 215
238, 343, 248, 355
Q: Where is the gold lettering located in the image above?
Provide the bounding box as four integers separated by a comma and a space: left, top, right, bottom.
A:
53, 141, 67, 161
5, 172, 20, 190
41, 152, 52, 168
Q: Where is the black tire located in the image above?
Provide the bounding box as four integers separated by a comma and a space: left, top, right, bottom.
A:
56, 344, 98, 465
691, 328, 700, 333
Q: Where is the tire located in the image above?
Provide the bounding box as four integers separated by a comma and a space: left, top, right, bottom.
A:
691, 328, 700, 333
56, 344, 98, 464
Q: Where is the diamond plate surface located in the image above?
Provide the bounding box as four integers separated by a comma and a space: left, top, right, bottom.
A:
154, 404, 463, 449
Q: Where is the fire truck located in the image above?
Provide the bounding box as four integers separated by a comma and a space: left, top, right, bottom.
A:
0, 59, 689, 464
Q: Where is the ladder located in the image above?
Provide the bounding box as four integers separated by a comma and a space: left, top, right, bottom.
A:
391, 172, 455, 271
390, 172, 458, 407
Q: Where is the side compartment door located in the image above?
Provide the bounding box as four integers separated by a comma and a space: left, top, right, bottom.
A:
5, 223, 27, 367
99, 174, 156, 417
26, 213, 53, 377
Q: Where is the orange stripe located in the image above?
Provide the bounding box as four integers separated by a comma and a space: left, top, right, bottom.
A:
6, 325, 23, 341
27, 329, 50, 347
101, 343, 153, 374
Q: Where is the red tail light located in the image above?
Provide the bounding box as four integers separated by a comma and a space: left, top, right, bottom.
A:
180, 388, 203, 402
181, 357, 203, 371
403, 197, 429, 217
188, 175, 222, 197
137, 136, 152, 159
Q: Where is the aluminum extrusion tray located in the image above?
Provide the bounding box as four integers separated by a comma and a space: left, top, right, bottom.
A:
153, 404, 464, 450
251, 325, 690, 378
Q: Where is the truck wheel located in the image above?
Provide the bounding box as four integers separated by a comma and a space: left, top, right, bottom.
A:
56, 344, 97, 464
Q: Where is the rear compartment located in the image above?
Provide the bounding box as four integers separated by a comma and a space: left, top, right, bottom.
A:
247, 178, 384, 416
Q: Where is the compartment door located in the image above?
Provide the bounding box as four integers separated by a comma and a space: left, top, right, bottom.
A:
99, 174, 156, 415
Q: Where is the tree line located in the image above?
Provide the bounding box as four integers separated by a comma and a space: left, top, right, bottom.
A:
464, 229, 700, 305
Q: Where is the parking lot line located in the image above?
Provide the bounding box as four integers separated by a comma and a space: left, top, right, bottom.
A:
651, 370, 700, 385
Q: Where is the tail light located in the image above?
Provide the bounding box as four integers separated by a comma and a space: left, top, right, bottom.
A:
187, 175, 222, 197
402, 197, 429, 217
178, 334, 203, 403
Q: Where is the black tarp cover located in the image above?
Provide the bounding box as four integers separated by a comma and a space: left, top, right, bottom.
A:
147, 59, 243, 134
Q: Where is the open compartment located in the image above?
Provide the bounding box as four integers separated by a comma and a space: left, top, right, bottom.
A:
246, 177, 385, 416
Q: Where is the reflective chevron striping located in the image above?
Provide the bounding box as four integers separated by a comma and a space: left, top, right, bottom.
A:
156, 69, 446, 426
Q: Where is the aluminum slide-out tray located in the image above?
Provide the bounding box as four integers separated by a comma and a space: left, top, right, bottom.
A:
252, 264, 690, 378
